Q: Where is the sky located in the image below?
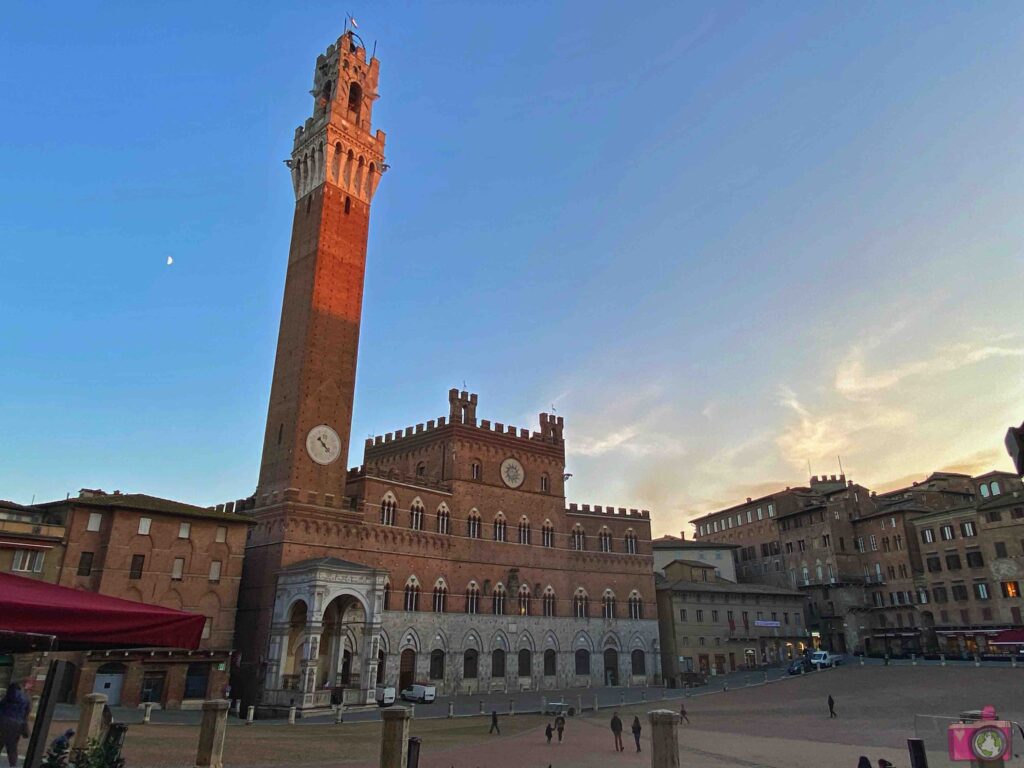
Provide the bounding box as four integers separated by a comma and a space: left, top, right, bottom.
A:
2, 2, 1023, 536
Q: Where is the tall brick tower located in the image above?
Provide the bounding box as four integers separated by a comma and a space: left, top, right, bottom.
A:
235, 31, 386, 704
256, 31, 386, 503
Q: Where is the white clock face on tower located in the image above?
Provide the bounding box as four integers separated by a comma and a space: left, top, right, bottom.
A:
306, 424, 341, 465
500, 457, 525, 489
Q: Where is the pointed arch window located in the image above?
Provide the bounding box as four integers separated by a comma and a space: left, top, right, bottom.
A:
628, 592, 643, 620
382, 580, 391, 611
518, 517, 531, 545
542, 521, 555, 548
602, 590, 616, 619
493, 514, 507, 543
465, 582, 480, 615
598, 529, 612, 553
571, 526, 586, 551
518, 584, 531, 616
540, 474, 550, 493
380, 496, 396, 526
542, 588, 556, 617
573, 589, 589, 619
624, 530, 638, 555
467, 511, 481, 539
403, 578, 420, 612
437, 505, 450, 535
410, 501, 424, 531
432, 580, 447, 613
492, 584, 506, 615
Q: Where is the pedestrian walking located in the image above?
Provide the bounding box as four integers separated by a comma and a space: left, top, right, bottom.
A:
679, 702, 690, 724
828, 694, 837, 719
631, 715, 642, 752
545, 722, 553, 744
554, 713, 565, 742
610, 711, 624, 752
857, 758, 872, 768
489, 709, 500, 734
0, 682, 31, 768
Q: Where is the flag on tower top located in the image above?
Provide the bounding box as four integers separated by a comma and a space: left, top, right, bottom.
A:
348, 15, 358, 29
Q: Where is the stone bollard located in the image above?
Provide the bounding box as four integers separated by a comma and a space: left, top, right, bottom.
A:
479, 700, 485, 715
380, 707, 412, 768
912, 654, 917, 666
73, 693, 107, 749
195, 699, 230, 768
593, 694, 599, 713
1013, 656, 1018, 669
940, 654, 946, 666
447, 701, 454, 719
974, 654, 981, 668
648, 709, 681, 768
335, 702, 345, 724
288, 706, 297, 724
577, 694, 583, 715
246, 705, 255, 725
641, 690, 647, 702
508, 699, 514, 716
541, 696, 547, 712
143, 702, 154, 724
619, 692, 626, 706
859, 656, 865, 667
410, 703, 415, 719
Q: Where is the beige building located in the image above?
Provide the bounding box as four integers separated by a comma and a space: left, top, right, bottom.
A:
656, 559, 808, 683
652, 535, 739, 581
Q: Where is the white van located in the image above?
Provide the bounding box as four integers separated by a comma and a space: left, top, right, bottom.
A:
375, 685, 396, 707
399, 683, 436, 703
810, 651, 842, 669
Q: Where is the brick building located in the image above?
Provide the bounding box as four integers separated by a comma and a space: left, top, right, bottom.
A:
27, 491, 250, 708
909, 472, 1024, 655
691, 470, 1024, 656
656, 559, 808, 682
234, 31, 660, 713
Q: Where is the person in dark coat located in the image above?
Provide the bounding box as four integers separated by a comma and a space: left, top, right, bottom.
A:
610, 712, 624, 752
545, 722, 553, 744
631, 716, 642, 752
679, 702, 690, 723
554, 713, 565, 742
0, 683, 31, 768
489, 709, 500, 734
857, 758, 872, 768
828, 694, 837, 718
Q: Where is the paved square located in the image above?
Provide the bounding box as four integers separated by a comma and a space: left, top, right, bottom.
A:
50, 666, 1023, 767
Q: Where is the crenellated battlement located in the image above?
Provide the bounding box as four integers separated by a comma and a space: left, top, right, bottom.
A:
363, 390, 565, 452
209, 496, 257, 515
566, 503, 650, 520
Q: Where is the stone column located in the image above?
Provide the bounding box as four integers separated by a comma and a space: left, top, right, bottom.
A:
143, 702, 154, 724
380, 707, 412, 768
194, 699, 230, 768
73, 693, 107, 749
648, 709, 681, 768
246, 706, 255, 725
264, 630, 287, 691
360, 622, 383, 705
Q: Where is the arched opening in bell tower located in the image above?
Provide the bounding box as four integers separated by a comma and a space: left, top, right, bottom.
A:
348, 82, 363, 121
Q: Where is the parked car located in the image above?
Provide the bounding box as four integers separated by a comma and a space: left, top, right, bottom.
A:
400, 683, 436, 703
375, 686, 396, 707
543, 700, 570, 717
787, 659, 810, 675
810, 651, 843, 669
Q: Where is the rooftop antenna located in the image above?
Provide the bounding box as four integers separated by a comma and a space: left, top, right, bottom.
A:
550, 404, 557, 413
838, 455, 845, 477
462, 380, 467, 390
807, 459, 812, 479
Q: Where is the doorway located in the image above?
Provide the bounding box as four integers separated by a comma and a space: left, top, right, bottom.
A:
603, 648, 619, 686
93, 662, 127, 706
399, 649, 416, 691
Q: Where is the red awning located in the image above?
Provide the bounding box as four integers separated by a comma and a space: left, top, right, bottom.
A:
0, 572, 205, 651
989, 629, 1024, 646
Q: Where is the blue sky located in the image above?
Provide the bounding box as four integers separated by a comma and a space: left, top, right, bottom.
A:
3, 2, 1022, 534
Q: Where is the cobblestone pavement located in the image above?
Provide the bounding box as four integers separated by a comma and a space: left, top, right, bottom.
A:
42, 664, 1024, 767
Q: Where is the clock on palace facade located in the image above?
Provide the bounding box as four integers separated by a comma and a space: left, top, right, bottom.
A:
500, 457, 525, 488
306, 424, 341, 465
